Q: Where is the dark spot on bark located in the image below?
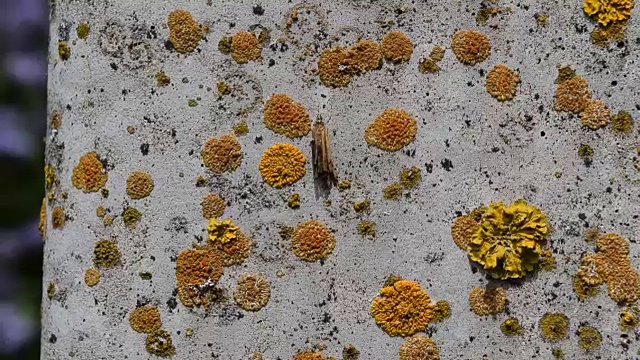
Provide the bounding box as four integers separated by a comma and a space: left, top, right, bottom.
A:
441, 159, 453, 171
252, 5, 264, 15
49, 334, 57, 343
140, 143, 149, 155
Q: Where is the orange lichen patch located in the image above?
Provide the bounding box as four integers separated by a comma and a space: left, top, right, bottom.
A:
593, 233, 640, 303
584, 0, 634, 26
167, 10, 202, 53
259, 144, 306, 188
291, 220, 335, 262
233, 273, 271, 311
201, 134, 243, 174
71, 152, 107, 192
51, 207, 65, 229
293, 350, 328, 360
399, 334, 440, 360
450, 216, 478, 250
210, 231, 252, 266
231, 31, 262, 64
175, 248, 223, 308
39, 198, 46, 239
381, 31, 413, 63
201, 193, 225, 219
468, 287, 507, 316
93, 239, 121, 268
126, 171, 154, 199
485, 64, 520, 101
364, 108, 417, 151
581, 99, 611, 130
263, 94, 311, 138
554, 76, 592, 113
370, 280, 435, 337
84, 268, 100, 287
129, 305, 162, 334
318, 47, 352, 88
342, 39, 382, 73
451, 30, 491, 65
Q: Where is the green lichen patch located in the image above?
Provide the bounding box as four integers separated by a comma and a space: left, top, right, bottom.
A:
555, 66, 576, 84
400, 166, 422, 188
418, 57, 440, 74
233, 121, 248, 136
383, 183, 403, 200
93, 239, 121, 268
343, 344, 360, 360
122, 207, 142, 228
218, 36, 232, 54
58, 41, 71, 60
46, 282, 55, 300
578, 326, 601, 350
578, 144, 594, 158
353, 200, 370, 214
188, 99, 198, 107
383, 274, 403, 287
500, 318, 524, 336
356, 220, 376, 237
540, 313, 569, 342
551, 348, 565, 359
76, 23, 90, 39
431, 300, 451, 323
611, 110, 633, 134
155, 72, 171, 87
145, 329, 175, 357
288, 193, 300, 209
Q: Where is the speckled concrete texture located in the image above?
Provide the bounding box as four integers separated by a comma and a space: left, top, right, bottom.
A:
44, 0, 640, 359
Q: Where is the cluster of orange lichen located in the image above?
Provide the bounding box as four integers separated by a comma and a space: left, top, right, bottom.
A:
259, 143, 306, 188
451, 30, 491, 65
581, 99, 611, 130
51, 207, 65, 229
72, 152, 107, 192
201, 193, 225, 219
175, 248, 223, 308
584, 0, 634, 26
233, 273, 271, 311
485, 64, 520, 101
210, 229, 252, 266
419, 46, 445, 74
450, 216, 477, 250
126, 171, 154, 199
293, 350, 329, 360
318, 47, 352, 88
291, 220, 335, 262
129, 305, 162, 333
263, 94, 311, 138
364, 108, 417, 151
201, 134, 243, 174
554, 73, 592, 113
370, 279, 436, 337
468, 287, 507, 316
399, 334, 440, 360
84, 268, 100, 287
381, 31, 413, 63
167, 10, 202, 53
342, 39, 383, 74
231, 31, 262, 64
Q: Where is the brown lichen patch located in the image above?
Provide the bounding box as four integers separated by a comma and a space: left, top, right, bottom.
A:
155, 71, 170, 87
47, 282, 55, 299
400, 167, 422, 189
201, 134, 243, 174
353, 200, 371, 214
84, 268, 100, 287
431, 300, 451, 323
293, 350, 328, 360
96, 205, 106, 218
76, 23, 90, 39
450, 216, 478, 250
451, 30, 490, 65
501, 318, 524, 336
357, 220, 376, 238
196, 176, 207, 187
468, 287, 507, 316
342, 39, 382, 74
72, 152, 107, 192
370, 280, 435, 337
39, 198, 46, 240
611, 110, 633, 134
263, 94, 311, 138
233, 121, 249, 136
429, 46, 445, 62
399, 334, 440, 360
201, 193, 225, 219
259, 143, 306, 188
168, 9, 202, 53
51, 207, 64, 229
554, 76, 592, 113
288, 193, 301, 209
50, 112, 61, 129
554, 66, 576, 85
383, 183, 403, 200
58, 41, 70, 60
590, 21, 627, 46
231, 31, 262, 64
337, 179, 351, 191
364, 108, 417, 151
418, 58, 440, 74
233, 273, 271, 311
342, 345, 360, 360
578, 325, 601, 350
126, 171, 154, 199
291, 220, 335, 262
122, 207, 142, 228
581, 99, 610, 130
145, 329, 175, 357
381, 31, 413, 63
218, 35, 232, 54
45, 164, 55, 189
585, 227, 600, 243
485, 64, 520, 101
210, 231, 252, 266
176, 248, 223, 308
318, 47, 352, 88
129, 305, 162, 334
540, 313, 569, 342
93, 239, 121, 268
539, 248, 556, 271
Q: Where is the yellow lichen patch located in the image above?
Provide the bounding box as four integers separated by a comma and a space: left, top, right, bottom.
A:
93, 239, 121, 268
51, 207, 64, 229
554, 76, 592, 113
485, 64, 520, 101
129, 305, 162, 334
584, 0, 633, 26
233, 121, 248, 136
578, 326, 601, 350
450, 216, 478, 250
145, 329, 175, 357
288, 193, 301, 209
337, 179, 351, 191
429, 46, 445, 62
620, 307, 640, 330
103, 215, 113, 226
76, 23, 90, 39
96, 206, 105, 218
210, 231, 252, 266
400, 167, 422, 189
45, 164, 55, 190
357, 220, 376, 238
122, 207, 141, 229
39, 198, 46, 240
591, 21, 627, 46
468, 287, 507, 316
155, 71, 170, 87
50, 111, 61, 129
318, 47, 352, 88
126, 171, 154, 199
201, 193, 225, 219
84, 268, 100, 287
501, 318, 524, 336
263, 94, 311, 138
231, 31, 262, 64
418, 58, 440, 74
611, 110, 633, 134
399, 334, 440, 360
207, 218, 239, 244
168, 9, 202, 53
233, 273, 271, 311
431, 300, 451, 323
293, 350, 328, 360
47, 282, 55, 299
381, 31, 413, 63
383, 183, 403, 200
370, 280, 435, 337
581, 99, 611, 130
291, 220, 335, 262
468, 200, 549, 280
451, 30, 491, 65
342, 39, 382, 74
72, 152, 107, 192
364, 108, 417, 152
259, 143, 306, 188
201, 134, 243, 174
58, 41, 70, 60
353, 200, 371, 214
175, 248, 223, 308
540, 313, 569, 342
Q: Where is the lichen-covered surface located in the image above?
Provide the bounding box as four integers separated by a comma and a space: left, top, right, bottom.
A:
44, 0, 640, 359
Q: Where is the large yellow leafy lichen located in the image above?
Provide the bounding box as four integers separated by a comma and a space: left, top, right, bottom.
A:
584, 0, 634, 26
370, 280, 435, 337
207, 218, 239, 244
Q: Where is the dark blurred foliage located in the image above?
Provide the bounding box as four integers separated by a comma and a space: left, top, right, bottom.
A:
0, 0, 48, 359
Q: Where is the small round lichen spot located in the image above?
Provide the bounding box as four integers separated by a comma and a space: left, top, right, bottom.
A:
431, 300, 451, 323
126, 171, 153, 199
451, 30, 491, 65
501, 318, 524, 336
554, 76, 592, 113
201, 134, 243, 174
167, 9, 202, 53
399, 334, 440, 360
72, 152, 107, 192
383, 183, 403, 200
318, 47, 352, 88
581, 99, 611, 130
381, 31, 413, 63
76, 23, 90, 39
342, 345, 360, 360
485, 64, 520, 101
58, 41, 70, 60
233, 121, 249, 136
540, 313, 569, 342
155, 72, 171, 87
93, 239, 121, 268
145, 329, 175, 357
233, 273, 271, 311
263, 94, 312, 138
450, 216, 478, 250
357, 220, 376, 238
611, 110, 633, 134
288, 193, 301, 209
365, 108, 417, 152
293, 350, 328, 360
129, 305, 162, 334
201, 193, 226, 219
291, 220, 335, 262
51, 207, 65, 229
337, 179, 351, 191
259, 143, 306, 188
342, 39, 383, 74
122, 207, 142, 228
578, 326, 602, 350
400, 167, 422, 188
231, 31, 262, 64
620, 308, 640, 330
371, 280, 435, 337
84, 268, 100, 287
468, 287, 507, 316
584, 0, 633, 26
